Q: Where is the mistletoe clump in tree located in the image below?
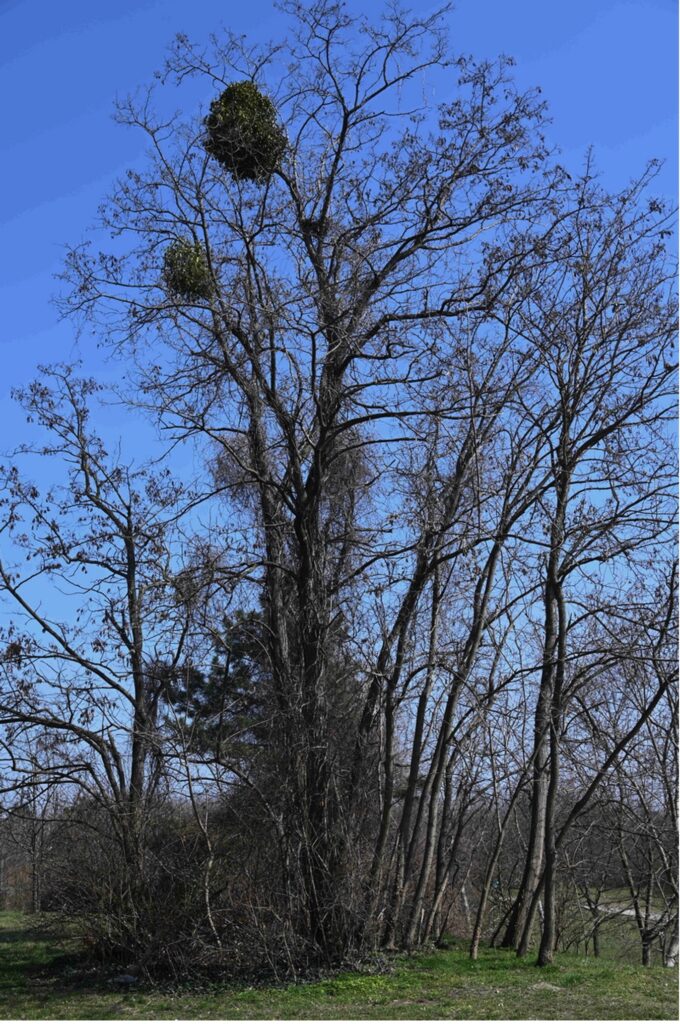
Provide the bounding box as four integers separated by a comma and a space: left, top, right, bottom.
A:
162, 238, 213, 301
203, 81, 286, 182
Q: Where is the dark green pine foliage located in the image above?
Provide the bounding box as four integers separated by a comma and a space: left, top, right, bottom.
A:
204, 81, 286, 182
166, 613, 270, 758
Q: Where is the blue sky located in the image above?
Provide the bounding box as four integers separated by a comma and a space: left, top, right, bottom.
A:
0, 0, 676, 444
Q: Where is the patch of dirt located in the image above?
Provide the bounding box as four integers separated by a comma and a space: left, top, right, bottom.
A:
388, 997, 438, 1006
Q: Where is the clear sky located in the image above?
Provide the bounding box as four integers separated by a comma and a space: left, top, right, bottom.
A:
0, 0, 677, 441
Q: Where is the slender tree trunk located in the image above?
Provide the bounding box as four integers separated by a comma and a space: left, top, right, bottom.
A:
403, 685, 461, 948
537, 579, 566, 966
384, 571, 441, 947
509, 463, 569, 957
501, 692, 550, 949
663, 916, 678, 968
470, 776, 526, 960
641, 933, 652, 967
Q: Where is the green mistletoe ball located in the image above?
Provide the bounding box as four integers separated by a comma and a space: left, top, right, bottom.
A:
163, 239, 213, 301
204, 81, 286, 183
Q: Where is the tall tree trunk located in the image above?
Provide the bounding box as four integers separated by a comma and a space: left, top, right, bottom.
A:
537, 579, 566, 966
509, 462, 570, 956
501, 689, 550, 949
384, 570, 441, 947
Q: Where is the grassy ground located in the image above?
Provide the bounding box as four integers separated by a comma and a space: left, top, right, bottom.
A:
0, 912, 677, 1020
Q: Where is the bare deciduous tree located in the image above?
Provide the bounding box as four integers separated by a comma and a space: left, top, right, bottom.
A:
0, 0, 674, 977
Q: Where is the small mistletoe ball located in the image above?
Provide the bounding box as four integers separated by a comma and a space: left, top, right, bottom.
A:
204, 81, 286, 183
163, 239, 212, 301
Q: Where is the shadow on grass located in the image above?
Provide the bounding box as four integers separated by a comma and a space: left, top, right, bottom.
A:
0, 927, 42, 944
0, 916, 103, 995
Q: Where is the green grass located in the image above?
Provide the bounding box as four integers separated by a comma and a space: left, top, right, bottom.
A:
0, 912, 677, 1020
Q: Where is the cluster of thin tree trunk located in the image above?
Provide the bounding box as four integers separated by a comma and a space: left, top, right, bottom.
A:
0, 0, 676, 977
